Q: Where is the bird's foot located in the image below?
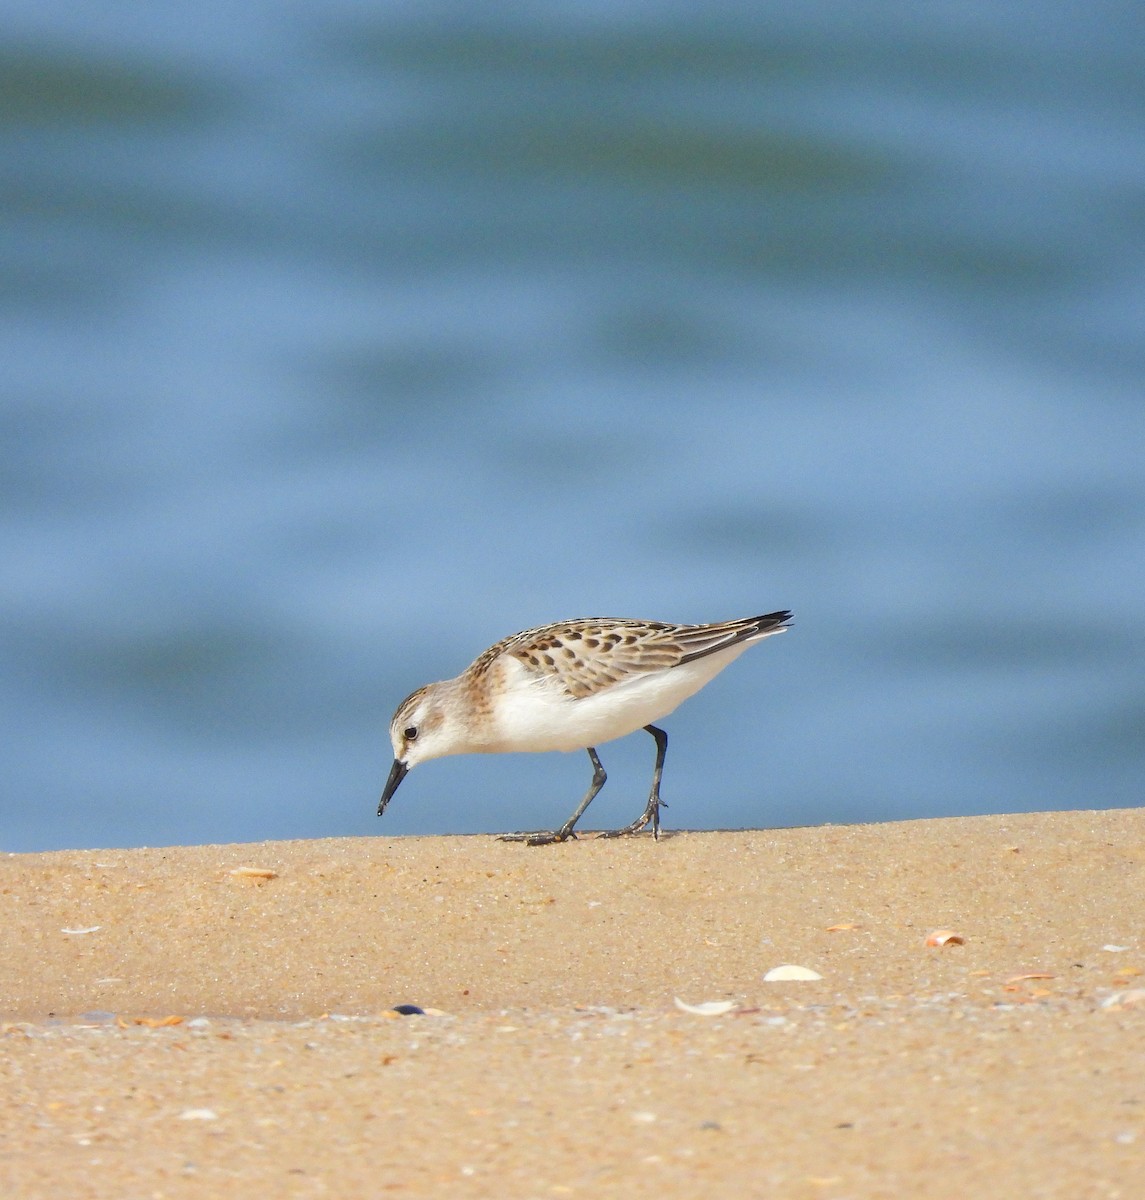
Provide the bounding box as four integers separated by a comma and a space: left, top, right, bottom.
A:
498, 828, 577, 847
597, 796, 665, 840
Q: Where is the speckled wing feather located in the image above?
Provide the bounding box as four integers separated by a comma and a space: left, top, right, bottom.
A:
473, 612, 790, 701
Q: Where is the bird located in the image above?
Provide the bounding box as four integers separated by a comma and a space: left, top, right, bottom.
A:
377, 610, 792, 845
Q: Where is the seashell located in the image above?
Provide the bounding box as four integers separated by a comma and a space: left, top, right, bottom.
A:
763, 965, 822, 982
925, 930, 965, 947
673, 998, 736, 1016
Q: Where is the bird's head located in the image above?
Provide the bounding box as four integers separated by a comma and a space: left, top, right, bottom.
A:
377, 683, 458, 816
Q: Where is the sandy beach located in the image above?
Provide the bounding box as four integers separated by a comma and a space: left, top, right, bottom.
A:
2, 808, 1143, 1197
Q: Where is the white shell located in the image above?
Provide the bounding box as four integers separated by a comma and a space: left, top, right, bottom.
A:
673, 997, 736, 1016
763, 965, 822, 982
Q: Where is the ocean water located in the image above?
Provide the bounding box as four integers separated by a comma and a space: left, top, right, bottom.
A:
2, 2, 1142, 851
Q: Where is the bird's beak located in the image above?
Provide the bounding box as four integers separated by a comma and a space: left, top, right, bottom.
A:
378, 759, 409, 816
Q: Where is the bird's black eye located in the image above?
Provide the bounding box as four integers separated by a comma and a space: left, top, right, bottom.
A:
403, 726, 418, 741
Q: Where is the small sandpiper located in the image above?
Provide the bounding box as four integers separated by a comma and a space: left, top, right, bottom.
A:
378, 610, 792, 844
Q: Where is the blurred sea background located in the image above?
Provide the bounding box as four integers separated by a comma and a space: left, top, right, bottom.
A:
2, 2, 1142, 852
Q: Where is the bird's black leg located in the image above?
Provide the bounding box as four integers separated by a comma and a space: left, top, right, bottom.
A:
499, 747, 607, 846
599, 725, 668, 840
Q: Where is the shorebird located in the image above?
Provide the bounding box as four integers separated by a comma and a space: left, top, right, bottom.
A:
378, 610, 792, 844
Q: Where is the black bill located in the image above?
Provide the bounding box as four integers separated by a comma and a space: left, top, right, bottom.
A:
378, 759, 409, 816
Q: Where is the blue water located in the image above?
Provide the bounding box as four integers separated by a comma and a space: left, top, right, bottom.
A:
2, 3, 1142, 851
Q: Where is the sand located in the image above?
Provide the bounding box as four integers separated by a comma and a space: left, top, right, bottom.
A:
2, 808, 1144, 1198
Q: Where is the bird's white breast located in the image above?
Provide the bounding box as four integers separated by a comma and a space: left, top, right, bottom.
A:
485, 642, 753, 754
